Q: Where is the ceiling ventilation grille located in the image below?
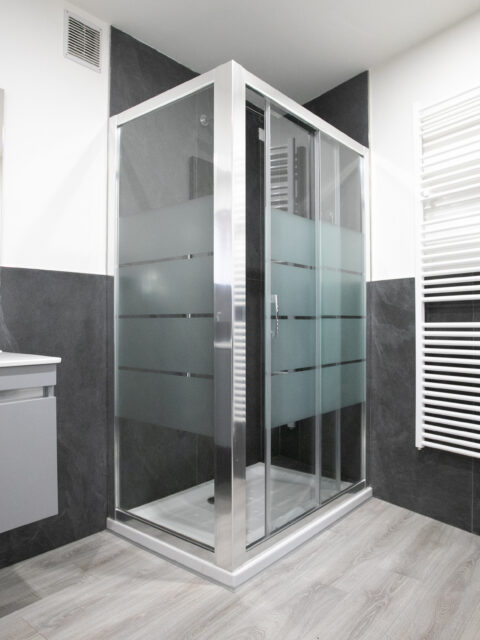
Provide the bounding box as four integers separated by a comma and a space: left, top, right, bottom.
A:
64, 11, 101, 72
415, 86, 480, 458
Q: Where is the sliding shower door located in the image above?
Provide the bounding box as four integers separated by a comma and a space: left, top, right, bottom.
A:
265, 103, 319, 536
256, 98, 366, 541
115, 86, 216, 548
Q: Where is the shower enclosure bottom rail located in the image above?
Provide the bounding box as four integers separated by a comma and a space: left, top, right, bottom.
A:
107, 486, 372, 588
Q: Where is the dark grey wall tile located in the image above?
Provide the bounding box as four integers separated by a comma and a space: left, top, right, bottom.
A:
271, 417, 315, 474
413, 449, 473, 531
196, 434, 215, 485
340, 404, 363, 484
110, 27, 198, 116
245, 105, 265, 466
368, 278, 416, 506
321, 412, 336, 479
304, 72, 369, 147
118, 418, 205, 509
368, 277, 474, 532
0, 267, 110, 568
425, 300, 475, 323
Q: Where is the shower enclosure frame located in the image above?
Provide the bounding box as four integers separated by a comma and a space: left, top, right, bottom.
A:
107, 60, 371, 587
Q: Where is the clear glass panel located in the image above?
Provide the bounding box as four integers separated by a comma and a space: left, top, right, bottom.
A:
115, 86, 215, 548
265, 103, 318, 536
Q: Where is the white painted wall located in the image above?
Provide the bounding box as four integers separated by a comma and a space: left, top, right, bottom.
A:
369, 12, 480, 281
0, 0, 110, 275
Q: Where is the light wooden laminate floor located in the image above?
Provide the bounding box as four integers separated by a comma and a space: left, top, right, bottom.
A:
1, 498, 480, 640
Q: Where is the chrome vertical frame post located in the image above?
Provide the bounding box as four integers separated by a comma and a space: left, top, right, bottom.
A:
263, 100, 272, 537
360, 151, 370, 482
314, 131, 322, 506
108, 115, 121, 514
213, 62, 247, 570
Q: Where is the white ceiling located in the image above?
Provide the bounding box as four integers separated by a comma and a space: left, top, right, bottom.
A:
76, 0, 480, 103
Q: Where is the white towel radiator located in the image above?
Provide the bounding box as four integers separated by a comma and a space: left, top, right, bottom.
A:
415, 86, 480, 457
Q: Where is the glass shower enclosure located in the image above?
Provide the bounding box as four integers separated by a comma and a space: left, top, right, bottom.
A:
107, 61, 370, 586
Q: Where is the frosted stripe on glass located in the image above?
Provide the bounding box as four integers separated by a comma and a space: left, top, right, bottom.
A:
271, 318, 364, 370
271, 262, 316, 316
271, 369, 315, 427
321, 222, 364, 274
118, 318, 213, 374
270, 212, 363, 273
119, 196, 213, 264
322, 269, 365, 316
321, 318, 366, 365
118, 255, 213, 316
271, 208, 315, 266
322, 361, 365, 414
271, 319, 316, 371
117, 369, 213, 437
271, 361, 365, 426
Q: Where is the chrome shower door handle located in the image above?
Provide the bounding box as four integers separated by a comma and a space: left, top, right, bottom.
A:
271, 294, 279, 339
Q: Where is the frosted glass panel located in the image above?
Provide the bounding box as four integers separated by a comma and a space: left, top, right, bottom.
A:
340, 272, 365, 316
119, 196, 213, 264
271, 319, 315, 371
322, 269, 365, 316
118, 318, 213, 374
270, 362, 365, 426
118, 256, 213, 316
321, 362, 365, 414
321, 319, 366, 365
271, 370, 316, 428
116, 85, 214, 547
264, 123, 366, 541
117, 369, 213, 437
271, 263, 315, 316
271, 208, 315, 266
321, 222, 363, 274
340, 227, 364, 273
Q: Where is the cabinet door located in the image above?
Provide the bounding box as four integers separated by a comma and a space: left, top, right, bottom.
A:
0, 397, 58, 534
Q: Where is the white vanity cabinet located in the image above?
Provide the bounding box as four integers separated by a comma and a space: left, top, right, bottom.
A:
0, 352, 61, 534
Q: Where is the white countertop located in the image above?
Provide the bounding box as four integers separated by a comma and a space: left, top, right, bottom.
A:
0, 352, 61, 368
